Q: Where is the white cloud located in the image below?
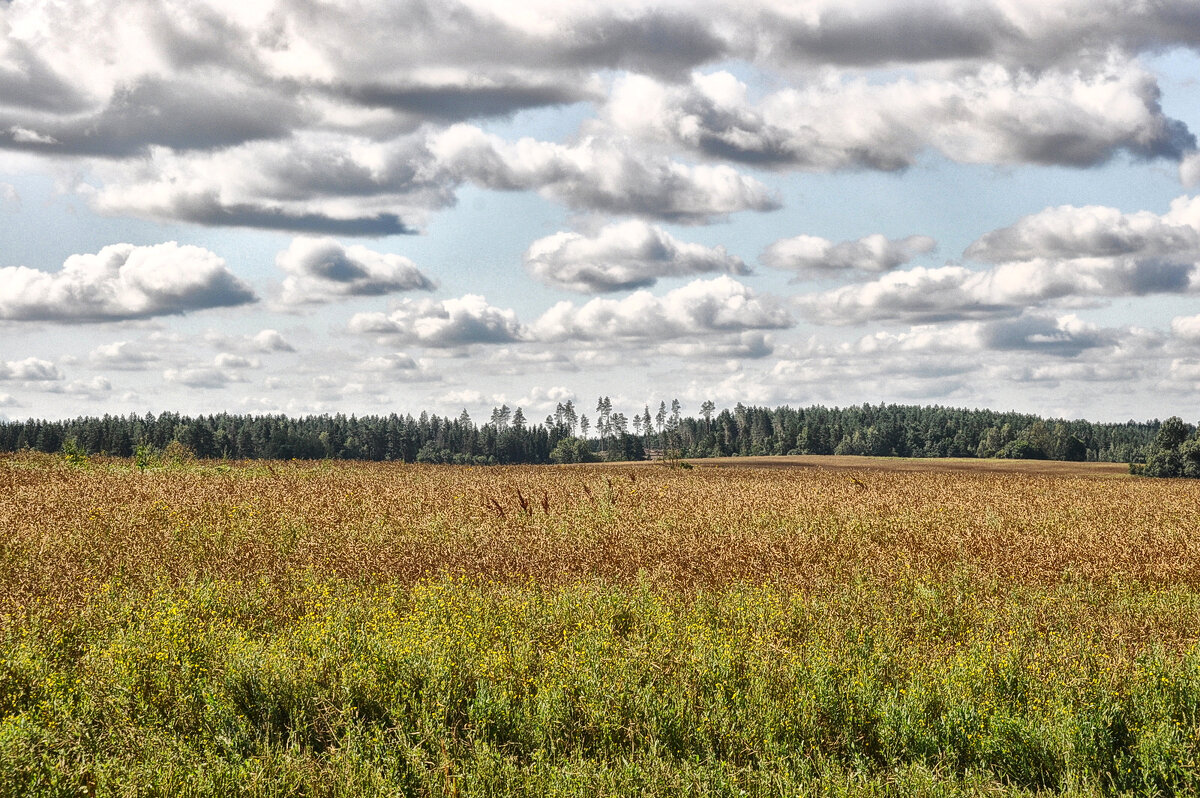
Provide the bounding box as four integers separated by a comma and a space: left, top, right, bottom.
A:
56, 376, 113, 397
89, 123, 779, 233
86, 132, 444, 235
762, 233, 935, 278
660, 331, 775, 359
432, 124, 780, 223
1182, 152, 1200, 188
0, 0, 1197, 243
440, 389, 487, 405
359, 353, 419, 371
603, 62, 1193, 172
89, 341, 158, 370
515, 386, 577, 414
213, 353, 258, 369
251, 329, 296, 353
348, 294, 527, 347
965, 198, 1200, 262
1171, 315, 1200, 343
0, 242, 256, 322
803, 197, 1200, 325
277, 237, 436, 305
801, 256, 1200, 326
0, 357, 62, 381
533, 275, 791, 342
163, 366, 249, 390
524, 220, 748, 293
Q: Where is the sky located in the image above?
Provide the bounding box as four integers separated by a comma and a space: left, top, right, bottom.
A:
2, 0, 1200, 425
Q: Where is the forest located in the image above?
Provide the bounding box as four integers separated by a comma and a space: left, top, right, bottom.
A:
0, 400, 1164, 466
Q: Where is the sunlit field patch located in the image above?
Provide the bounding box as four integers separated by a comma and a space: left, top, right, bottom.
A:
2, 452, 1199, 796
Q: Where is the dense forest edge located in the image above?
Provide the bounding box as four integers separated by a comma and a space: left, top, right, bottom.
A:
4, 400, 1194, 474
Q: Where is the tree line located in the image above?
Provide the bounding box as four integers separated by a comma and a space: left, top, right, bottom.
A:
0, 400, 1164, 466
1133, 416, 1200, 477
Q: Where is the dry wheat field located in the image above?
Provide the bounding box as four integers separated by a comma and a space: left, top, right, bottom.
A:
2, 451, 1200, 796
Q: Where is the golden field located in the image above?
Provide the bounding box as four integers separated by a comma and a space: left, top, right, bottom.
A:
2, 452, 1200, 796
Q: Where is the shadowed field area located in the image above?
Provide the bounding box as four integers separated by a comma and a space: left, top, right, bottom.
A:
1, 452, 1199, 796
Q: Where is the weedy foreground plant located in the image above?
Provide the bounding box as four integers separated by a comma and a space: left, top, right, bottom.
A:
1, 452, 1200, 796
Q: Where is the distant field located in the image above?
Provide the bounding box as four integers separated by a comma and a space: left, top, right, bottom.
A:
2, 452, 1198, 796
622, 453, 1132, 477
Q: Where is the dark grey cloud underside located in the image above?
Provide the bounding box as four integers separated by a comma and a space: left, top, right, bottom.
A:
342, 83, 591, 120
980, 316, 1112, 357
773, 6, 1013, 66
152, 195, 417, 236
0, 280, 257, 324
967, 224, 1200, 262
0, 43, 91, 113
0, 78, 304, 156
763, 2, 1200, 68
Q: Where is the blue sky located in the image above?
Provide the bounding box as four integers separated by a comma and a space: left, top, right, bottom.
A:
2, 0, 1200, 424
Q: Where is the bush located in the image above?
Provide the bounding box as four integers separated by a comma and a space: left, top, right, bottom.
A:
550, 437, 596, 464
996, 439, 1046, 460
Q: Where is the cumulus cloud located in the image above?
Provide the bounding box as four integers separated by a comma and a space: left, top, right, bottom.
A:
0, 242, 256, 322
803, 197, 1200, 325
89, 123, 778, 233
802, 257, 1198, 326
1171, 315, 1200, 343
977, 314, 1115, 357
348, 295, 527, 347
89, 341, 159, 370
603, 63, 1194, 172
0, 358, 62, 382
49, 376, 113, 397
752, 0, 1200, 71
800, 265, 1007, 325
2, 0, 1200, 241
277, 237, 435, 305
0, 77, 304, 157
0, 2, 675, 154
431, 125, 780, 223
163, 366, 248, 390
251, 329, 296, 353
966, 200, 1200, 262
359, 353, 420, 372
524, 220, 748, 293
85, 133, 443, 235
762, 233, 935, 278
213, 353, 258, 369
660, 331, 776, 359
533, 275, 791, 342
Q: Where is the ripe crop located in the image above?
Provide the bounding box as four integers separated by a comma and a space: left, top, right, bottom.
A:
2, 453, 1199, 795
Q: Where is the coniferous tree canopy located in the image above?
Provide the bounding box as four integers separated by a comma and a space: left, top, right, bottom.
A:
0, 402, 1170, 468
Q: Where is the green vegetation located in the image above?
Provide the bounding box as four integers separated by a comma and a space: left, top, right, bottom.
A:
0, 401, 1160, 465
7, 577, 1200, 796
2, 454, 1199, 794
1134, 417, 1200, 478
